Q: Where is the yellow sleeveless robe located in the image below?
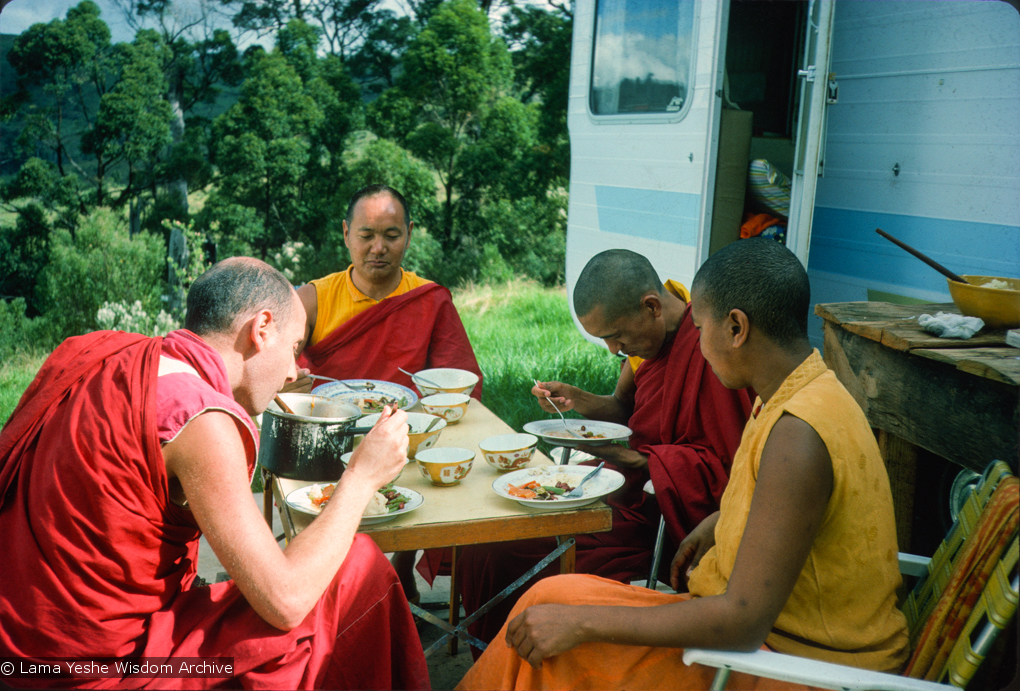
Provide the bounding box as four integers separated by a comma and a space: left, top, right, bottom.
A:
688, 350, 910, 672
308, 265, 432, 347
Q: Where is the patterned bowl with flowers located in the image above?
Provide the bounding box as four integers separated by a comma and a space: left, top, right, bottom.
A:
479, 433, 539, 472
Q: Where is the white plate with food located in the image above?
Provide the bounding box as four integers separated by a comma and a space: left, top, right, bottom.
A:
286, 483, 424, 525
492, 465, 625, 511
522, 419, 632, 447
311, 380, 418, 414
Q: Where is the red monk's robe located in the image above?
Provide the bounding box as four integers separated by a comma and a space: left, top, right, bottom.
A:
456, 305, 752, 648
0, 330, 429, 690
299, 282, 483, 401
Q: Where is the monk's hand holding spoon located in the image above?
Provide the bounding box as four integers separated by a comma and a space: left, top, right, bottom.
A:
345, 405, 408, 490
532, 380, 576, 413
506, 603, 586, 670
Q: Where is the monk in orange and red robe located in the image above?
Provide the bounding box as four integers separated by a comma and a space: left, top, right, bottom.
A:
455, 250, 753, 650
457, 238, 909, 691
0, 259, 429, 690
293, 184, 482, 400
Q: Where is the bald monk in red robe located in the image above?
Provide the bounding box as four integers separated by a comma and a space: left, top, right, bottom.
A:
456, 249, 753, 650
292, 183, 482, 400
0, 258, 429, 689
290, 183, 483, 601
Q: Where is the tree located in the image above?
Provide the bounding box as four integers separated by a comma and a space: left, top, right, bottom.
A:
202, 19, 362, 259
501, 1, 572, 189
220, 0, 380, 58
80, 30, 173, 208
368, 0, 514, 248
5, 1, 113, 188
112, 0, 244, 220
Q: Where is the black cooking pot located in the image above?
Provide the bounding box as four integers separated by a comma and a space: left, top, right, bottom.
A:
258, 393, 373, 481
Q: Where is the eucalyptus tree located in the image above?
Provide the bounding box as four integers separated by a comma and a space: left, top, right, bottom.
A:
367, 0, 517, 248
110, 0, 243, 219
201, 19, 362, 259
501, 1, 572, 190
220, 0, 379, 58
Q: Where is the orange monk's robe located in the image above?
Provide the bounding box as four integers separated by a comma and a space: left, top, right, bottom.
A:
455, 299, 752, 648
457, 350, 908, 691
0, 330, 429, 690
299, 266, 482, 400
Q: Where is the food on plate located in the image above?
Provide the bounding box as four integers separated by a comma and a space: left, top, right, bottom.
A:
308, 482, 335, 508
546, 425, 606, 440
307, 483, 411, 514
363, 491, 388, 516
506, 467, 587, 501
507, 479, 576, 501
356, 394, 405, 413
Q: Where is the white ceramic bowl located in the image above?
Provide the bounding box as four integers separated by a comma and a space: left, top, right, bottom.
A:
420, 392, 471, 425
415, 447, 475, 486
413, 368, 479, 397
479, 433, 539, 472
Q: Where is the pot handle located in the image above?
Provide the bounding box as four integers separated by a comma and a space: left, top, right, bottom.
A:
347, 425, 374, 435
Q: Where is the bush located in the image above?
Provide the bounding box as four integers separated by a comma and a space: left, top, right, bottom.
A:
36, 209, 165, 341
95, 300, 179, 337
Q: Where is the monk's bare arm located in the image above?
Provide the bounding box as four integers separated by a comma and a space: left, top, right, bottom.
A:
295, 283, 317, 354
506, 413, 833, 667
280, 284, 318, 393
164, 407, 408, 631
533, 359, 634, 425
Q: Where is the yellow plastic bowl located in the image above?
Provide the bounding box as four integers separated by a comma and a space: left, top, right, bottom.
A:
947, 276, 1020, 329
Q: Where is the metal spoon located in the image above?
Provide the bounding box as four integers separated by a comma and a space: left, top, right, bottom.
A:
307, 374, 375, 391
398, 367, 443, 390
534, 379, 584, 439
565, 462, 604, 498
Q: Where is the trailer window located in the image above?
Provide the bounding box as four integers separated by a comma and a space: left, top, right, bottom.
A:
590, 0, 696, 116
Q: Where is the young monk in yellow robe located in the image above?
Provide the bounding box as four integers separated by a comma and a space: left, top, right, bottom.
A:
457, 237, 910, 691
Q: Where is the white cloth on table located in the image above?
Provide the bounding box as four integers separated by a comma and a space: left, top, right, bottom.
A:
918, 311, 984, 339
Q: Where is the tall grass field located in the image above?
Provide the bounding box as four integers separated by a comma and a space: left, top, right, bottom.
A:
0, 282, 622, 453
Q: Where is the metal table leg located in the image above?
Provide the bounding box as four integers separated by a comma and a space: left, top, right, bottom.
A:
417, 537, 577, 657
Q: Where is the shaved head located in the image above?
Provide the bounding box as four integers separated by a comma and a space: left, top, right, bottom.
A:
691, 238, 810, 346
185, 257, 296, 336
573, 250, 662, 321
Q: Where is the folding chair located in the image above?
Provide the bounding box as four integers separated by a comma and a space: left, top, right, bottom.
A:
683, 459, 1019, 690
643, 479, 667, 589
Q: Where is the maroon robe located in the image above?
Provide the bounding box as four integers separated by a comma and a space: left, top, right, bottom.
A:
298, 282, 483, 401
0, 330, 429, 690
456, 305, 753, 649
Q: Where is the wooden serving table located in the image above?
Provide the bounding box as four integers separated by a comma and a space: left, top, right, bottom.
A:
816, 301, 1019, 548
269, 400, 613, 655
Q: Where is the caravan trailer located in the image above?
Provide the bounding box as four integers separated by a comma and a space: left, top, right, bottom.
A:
565, 0, 1020, 349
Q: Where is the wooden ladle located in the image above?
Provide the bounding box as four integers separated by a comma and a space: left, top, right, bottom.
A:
875, 228, 970, 284
273, 394, 296, 415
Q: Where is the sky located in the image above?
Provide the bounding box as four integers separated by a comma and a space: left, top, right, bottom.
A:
0, 0, 424, 43
2, 0, 148, 43
0, 0, 558, 44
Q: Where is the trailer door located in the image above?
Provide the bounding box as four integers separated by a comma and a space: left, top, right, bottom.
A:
566, 0, 723, 307
787, 0, 836, 265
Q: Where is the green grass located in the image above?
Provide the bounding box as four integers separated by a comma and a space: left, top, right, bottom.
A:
454, 279, 622, 451
0, 350, 47, 425
0, 282, 622, 459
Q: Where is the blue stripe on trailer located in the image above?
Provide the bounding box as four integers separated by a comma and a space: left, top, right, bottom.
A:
594, 185, 701, 247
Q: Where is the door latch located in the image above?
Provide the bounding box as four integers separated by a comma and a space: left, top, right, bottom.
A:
827, 73, 839, 104
798, 66, 817, 82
